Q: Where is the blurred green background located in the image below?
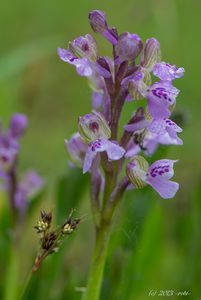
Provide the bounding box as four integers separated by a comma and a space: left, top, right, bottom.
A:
0, 0, 201, 299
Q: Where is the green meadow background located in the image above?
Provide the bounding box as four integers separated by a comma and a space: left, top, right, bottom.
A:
0, 0, 201, 299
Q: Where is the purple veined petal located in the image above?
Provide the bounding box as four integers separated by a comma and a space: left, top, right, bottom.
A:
75, 58, 93, 77
147, 159, 178, 180
124, 119, 149, 132
95, 61, 111, 78
147, 96, 171, 119
100, 139, 125, 160
147, 118, 183, 145
147, 177, 179, 199
102, 29, 118, 45
57, 48, 78, 64
58, 48, 93, 77
165, 127, 183, 145
153, 62, 185, 81
146, 159, 179, 199
83, 146, 97, 174
156, 132, 183, 145
89, 138, 125, 160
147, 119, 166, 135
147, 82, 179, 119
165, 118, 183, 133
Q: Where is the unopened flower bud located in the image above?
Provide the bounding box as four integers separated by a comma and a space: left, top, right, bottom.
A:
34, 211, 52, 233
89, 10, 108, 34
69, 34, 97, 61
88, 10, 117, 45
64, 133, 87, 168
126, 156, 149, 188
116, 32, 143, 63
141, 38, 161, 71
128, 68, 151, 100
10, 113, 28, 138
78, 111, 111, 142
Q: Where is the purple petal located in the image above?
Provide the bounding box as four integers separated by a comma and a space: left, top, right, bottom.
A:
147, 159, 178, 180
57, 48, 77, 64
147, 118, 183, 145
57, 48, 93, 77
101, 139, 125, 160
147, 82, 179, 119
89, 138, 125, 160
146, 159, 179, 199
83, 147, 97, 174
147, 177, 179, 199
125, 142, 141, 158
153, 62, 185, 81
124, 119, 149, 132
19, 171, 44, 198
144, 139, 158, 156
75, 58, 93, 76
165, 119, 183, 133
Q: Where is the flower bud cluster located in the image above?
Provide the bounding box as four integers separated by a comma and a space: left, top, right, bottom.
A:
33, 210, 80, 272
59, 10, 184, 199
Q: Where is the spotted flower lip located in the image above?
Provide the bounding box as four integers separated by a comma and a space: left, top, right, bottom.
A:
153, 62, 185, 81
83, 138, 125, 174
125, 117, 183, 158
147, 118, 183, 145
127, 157, 179, 199
146, 159, 179, 199
147, 81, 180, 119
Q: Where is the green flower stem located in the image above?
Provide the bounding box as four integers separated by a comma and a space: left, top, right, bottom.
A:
82, 176, 128, 300
81, 222, 111, 300
4, 245, 20, 300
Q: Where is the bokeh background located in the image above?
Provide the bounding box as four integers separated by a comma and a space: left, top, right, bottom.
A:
0, 0, 201, 299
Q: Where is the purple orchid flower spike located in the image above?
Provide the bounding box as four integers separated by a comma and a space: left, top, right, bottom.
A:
126, 156, 179, 199
59, 10, 185, 299
153, 62, 185, 81
147, 81, 180, 119
78, 111, 125, 173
